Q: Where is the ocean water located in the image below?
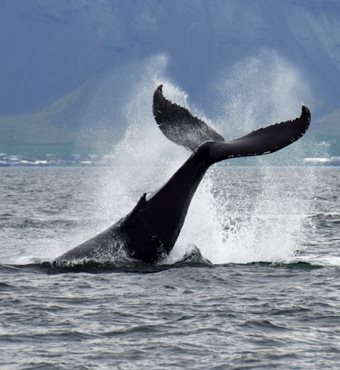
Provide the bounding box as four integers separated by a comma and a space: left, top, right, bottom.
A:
0, 166, 339, 369
0, 49, 338, 369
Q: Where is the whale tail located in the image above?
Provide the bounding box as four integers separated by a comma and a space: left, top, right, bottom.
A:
153, 85, 310, 163
153, 85, 225, 151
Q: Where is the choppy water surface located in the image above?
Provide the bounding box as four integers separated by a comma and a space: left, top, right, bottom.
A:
0, 166, 339, 369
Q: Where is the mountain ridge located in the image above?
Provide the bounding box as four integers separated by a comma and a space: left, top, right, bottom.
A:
0, 0, 339, 154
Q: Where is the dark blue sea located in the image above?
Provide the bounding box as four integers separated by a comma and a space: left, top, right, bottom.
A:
0, 166, 339, 369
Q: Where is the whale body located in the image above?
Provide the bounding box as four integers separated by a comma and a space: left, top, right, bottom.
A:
55, 85, 311, 265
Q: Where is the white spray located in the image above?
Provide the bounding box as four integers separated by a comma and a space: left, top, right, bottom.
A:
89, 51, 317, 264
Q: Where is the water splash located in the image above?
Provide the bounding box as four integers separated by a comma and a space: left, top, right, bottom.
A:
94, 55, 191, 223
189, 50, 317, 264
91, 51, 317, 265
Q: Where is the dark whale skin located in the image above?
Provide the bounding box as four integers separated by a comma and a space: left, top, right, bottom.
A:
55, 87, 311, 265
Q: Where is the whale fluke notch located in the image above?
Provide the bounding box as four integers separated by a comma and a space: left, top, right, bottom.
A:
153, 84, 225, 151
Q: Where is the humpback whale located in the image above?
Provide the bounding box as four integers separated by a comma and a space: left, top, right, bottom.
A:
55, 85, 311, 265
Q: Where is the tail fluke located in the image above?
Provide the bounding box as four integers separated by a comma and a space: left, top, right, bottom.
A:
206, 106, 311, 163
153, 85, 311, 163
153, 85, 224, 151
